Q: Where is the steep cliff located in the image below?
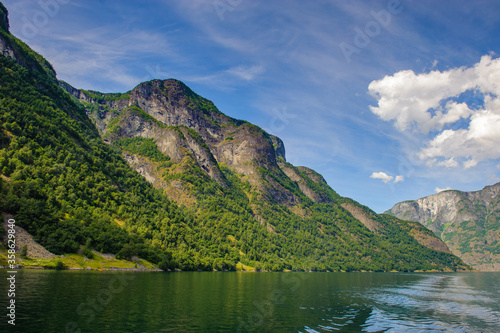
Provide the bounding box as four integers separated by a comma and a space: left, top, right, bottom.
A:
63, 79, 309, 207
0, 4, 56, 80
387, 183, 500, 271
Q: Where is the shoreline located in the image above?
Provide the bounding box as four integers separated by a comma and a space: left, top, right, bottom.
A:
0, 266, 480, 273
0, 265, 162, 272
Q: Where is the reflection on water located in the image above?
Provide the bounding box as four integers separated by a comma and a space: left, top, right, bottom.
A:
302, 274, 500, 333
0, 271, 499, 332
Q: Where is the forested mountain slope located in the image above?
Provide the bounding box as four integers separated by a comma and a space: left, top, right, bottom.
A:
0, 2, 468, 272
387, 183, 500, 271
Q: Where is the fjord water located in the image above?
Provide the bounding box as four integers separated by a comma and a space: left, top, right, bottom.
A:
1, 271, 500, 332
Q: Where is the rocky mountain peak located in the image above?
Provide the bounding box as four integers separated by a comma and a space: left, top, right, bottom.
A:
129, 79, 228, 138
387, 182, 500, 271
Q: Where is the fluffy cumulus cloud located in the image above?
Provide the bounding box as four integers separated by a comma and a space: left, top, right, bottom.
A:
369, 55, 500, 169
370, 172, 393, 183
370, 172, 404, 184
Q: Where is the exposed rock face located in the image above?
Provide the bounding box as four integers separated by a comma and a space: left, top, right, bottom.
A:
387, 183, 500, 271
0, 5, 15, 62
59, 81, 131, 133
129, 80, 226, 140
280, 164, 331, 203
2, 214, 55, 259
113, 109, 227, 186
271, 135, 286, 161
0, 35, 15, 61
127, 80, 280, 181
59, 81, 93, 102
122, 153, 162, 185
341, 203, 383, 233
297, 166, 327, 184
408, 228, 451, 254
62, 79, 293, 203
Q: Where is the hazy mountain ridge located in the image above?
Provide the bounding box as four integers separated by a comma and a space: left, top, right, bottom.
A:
387, 183, 500, 271
0, 2, 468, 272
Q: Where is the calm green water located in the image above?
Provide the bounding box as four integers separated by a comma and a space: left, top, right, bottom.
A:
1, 270, 500, 332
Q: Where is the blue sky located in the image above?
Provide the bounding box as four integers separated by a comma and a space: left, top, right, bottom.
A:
3, 0, 500, 212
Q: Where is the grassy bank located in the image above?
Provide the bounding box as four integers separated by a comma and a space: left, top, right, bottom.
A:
0, 246, 160, 271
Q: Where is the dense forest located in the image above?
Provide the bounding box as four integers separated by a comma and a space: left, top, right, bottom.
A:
0, 2, 469, 272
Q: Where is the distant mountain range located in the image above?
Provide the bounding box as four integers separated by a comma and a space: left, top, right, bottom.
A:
387, 183, 500, 271
0, 2, 468, 272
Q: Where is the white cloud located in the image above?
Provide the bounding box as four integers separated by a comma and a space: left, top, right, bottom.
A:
394, 175, 405, 183
435, 186, 451, 193
370, 172, 405, 184
464, 159, 478, 169
369, 55, 500, 169
436, 157, 459, 168
370, 172, 393, 183
418, 110, 500, 168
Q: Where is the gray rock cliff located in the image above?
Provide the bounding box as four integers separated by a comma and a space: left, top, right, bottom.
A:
387, 183, 500, 271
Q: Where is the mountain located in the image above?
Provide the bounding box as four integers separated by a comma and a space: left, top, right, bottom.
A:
0, 2, 468, 272
386, 183, 500, 271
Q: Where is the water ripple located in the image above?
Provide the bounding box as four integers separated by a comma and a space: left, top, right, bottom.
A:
363, 275, 500, 332
302, 274, 500, 333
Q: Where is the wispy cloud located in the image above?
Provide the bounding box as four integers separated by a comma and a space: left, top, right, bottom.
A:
26, 25, 178, 91
226, 65, 264, 81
